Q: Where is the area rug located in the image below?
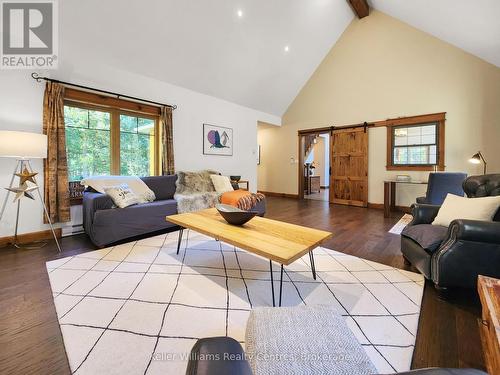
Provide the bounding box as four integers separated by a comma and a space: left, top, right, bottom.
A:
46, 230, 424, 374
388, 214, 413, 234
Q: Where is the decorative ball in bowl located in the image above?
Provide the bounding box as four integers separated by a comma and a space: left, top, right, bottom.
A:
230, 175, 241, 182
216, 204, 257, 226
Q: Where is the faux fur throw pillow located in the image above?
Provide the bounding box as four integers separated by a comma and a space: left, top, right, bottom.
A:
175, 170, 219, 194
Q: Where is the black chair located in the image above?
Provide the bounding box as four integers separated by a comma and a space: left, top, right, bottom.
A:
401, 174, 500, 291
416, 172, 467, 205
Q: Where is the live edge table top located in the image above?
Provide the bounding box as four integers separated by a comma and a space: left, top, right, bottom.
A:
166, 208, 332, 266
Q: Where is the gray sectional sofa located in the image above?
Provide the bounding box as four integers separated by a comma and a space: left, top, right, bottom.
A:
83, 174, 266, 247
83, 175, 179, 247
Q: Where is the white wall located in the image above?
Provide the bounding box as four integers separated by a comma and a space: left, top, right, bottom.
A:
0, 63, 279, 237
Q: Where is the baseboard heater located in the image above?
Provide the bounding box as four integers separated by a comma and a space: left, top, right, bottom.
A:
62, 224, 84, 237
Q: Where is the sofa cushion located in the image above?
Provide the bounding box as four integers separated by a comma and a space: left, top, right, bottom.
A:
142, 175, 177, 200
401, 224, 448, 253
91, 199, 178, 246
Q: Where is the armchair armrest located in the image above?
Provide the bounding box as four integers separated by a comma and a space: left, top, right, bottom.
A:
449, 219, 500, 244
409, 204, 441, 225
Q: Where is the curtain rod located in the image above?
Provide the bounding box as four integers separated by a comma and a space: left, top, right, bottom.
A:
31, 72, 177, 110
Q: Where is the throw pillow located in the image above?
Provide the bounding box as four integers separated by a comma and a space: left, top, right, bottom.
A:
103, 184, 140, 208
432, 193, 500, 227
210, 175, 234, 194
81, 175, 155, 203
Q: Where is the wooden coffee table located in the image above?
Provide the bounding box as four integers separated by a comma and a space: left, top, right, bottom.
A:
166, 208, 332, 307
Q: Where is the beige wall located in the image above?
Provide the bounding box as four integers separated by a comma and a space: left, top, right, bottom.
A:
257, 11, 500, 205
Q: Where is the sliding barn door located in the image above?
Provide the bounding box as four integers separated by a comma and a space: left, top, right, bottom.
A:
329, 127, 368, 207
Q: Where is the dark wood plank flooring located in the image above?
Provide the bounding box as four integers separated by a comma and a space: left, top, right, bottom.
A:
0, 197, 485, 374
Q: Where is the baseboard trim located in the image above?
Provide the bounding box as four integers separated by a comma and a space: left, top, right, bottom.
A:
0, 228, 62, 248
258, 190, 299, 199
368, 202, 411, 213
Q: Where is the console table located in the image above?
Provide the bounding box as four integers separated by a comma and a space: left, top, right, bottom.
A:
383, 180, 427, 217
478, 275, 500, 375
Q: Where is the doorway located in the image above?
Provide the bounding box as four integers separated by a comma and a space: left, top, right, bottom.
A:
299, 129, 331, 202
298, 126, 368, 207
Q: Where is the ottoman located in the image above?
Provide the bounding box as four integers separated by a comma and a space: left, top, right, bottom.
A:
245, 305, 376, 375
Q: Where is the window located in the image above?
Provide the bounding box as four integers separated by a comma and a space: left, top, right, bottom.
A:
63, 90, 160, 185
64, 106, 111, 181
386, 113, 445, 171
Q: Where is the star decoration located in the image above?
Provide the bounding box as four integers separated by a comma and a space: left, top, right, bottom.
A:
15, 167, 38, 185
5, 183, 38, 202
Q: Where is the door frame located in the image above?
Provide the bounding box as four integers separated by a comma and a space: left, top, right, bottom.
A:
297, 126, 332, 200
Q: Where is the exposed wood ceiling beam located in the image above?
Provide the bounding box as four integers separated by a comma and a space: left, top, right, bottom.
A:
347, 0, 370, 19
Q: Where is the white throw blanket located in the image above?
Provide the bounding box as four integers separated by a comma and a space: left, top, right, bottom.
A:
81, 176, 155, 203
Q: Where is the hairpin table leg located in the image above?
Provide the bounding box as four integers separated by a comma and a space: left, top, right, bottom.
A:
176, 228, 184, 255
309, 250, 316, 280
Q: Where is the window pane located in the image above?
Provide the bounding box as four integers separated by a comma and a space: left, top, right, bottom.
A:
64, 106, 89, 128
138, 118, 155, 135
120, 132, 153, 176
408, 146, 428, 164
394, 147, 408, 164
120, 114, 137, 133
64, 106, 111, 181
421, 134, 436, 144
89, 110, 110, 130
120, 114, 155, 176
421, 125, 436, 135
394, 128, 407, 146
429, 145, 437, 164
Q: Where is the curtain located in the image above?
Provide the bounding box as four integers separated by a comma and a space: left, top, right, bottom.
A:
161, 106, 175, 175
43, 82, 71, 223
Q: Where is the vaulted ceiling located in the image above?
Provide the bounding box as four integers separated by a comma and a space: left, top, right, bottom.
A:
60, 0, 500, 117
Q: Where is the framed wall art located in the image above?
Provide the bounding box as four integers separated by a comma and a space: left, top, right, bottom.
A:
203, 123, 233, 156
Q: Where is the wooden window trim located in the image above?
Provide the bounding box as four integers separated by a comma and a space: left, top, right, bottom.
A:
64, 92, 161, 203
386, 113, 445, 171
64, 88, 161, 116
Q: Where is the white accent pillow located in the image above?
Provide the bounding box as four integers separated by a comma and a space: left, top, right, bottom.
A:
432, 193, 500, 227
210, 175, 234, 194
81, 176, 155, 203
103, 184, 140, 208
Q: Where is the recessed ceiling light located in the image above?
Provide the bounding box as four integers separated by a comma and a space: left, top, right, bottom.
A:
237, 9, 243, 18
284, 45, 290, 52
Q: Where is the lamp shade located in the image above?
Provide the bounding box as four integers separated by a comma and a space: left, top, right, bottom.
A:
469, 152, 481, 164
0, 131, 47, 158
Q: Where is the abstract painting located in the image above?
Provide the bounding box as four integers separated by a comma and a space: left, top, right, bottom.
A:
203, 123, 233, 156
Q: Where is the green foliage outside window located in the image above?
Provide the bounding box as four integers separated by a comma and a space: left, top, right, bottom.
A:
64, 105, 155, 181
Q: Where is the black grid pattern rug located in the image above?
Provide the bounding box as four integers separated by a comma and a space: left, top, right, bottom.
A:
46, 229, 424, 374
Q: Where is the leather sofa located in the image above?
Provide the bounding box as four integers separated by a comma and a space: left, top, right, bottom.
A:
401, 174, 500, 291
185, 336, 486, 375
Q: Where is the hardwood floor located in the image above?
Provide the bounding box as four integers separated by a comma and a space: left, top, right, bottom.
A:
0, 197, 485, 374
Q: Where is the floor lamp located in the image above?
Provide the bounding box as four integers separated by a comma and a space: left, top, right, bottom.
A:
0, 130, 62, 252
